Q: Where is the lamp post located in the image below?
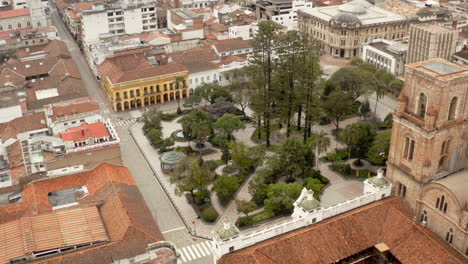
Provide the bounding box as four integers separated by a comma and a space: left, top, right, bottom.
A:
192, 220, 196, 235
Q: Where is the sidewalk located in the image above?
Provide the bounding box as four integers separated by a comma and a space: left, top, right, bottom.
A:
130, 122, 214, 238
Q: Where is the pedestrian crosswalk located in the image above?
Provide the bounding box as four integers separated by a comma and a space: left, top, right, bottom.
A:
100, 109, 110, 114
178, 240, 214, 263
113, 118, 138, 127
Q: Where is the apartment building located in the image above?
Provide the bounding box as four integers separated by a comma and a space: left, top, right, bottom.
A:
252, 0, 312, 30
80, 1, 158, 46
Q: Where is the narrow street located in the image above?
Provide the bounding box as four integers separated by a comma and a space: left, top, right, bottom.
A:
49, 2, 108, 109
48, 3, 210, 262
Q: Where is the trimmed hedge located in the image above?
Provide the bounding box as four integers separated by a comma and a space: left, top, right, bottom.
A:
237, 210, 275, 228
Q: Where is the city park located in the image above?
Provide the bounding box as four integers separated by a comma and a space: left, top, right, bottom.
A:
135, 21, 402, 236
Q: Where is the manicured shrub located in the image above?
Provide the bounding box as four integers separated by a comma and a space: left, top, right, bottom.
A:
200, 205, 218, 222
210, 134, 229, 148
332, 161, 353, 175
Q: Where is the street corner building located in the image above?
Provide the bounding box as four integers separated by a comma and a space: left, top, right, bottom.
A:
0, 163, 178, 264
98, 51, 190, 111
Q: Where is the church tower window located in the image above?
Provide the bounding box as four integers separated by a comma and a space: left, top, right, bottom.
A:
397, 182, 406, 197
445, 228, 453, 244
417, 93, 427, 118
448, 97, 457, 120
403, 137, 415, 161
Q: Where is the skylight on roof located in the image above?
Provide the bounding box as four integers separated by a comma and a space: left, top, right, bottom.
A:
423, 62, 462, 75
49, 185, 88, 209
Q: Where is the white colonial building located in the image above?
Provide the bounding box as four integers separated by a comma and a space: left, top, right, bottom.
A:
211, 169, 392, 260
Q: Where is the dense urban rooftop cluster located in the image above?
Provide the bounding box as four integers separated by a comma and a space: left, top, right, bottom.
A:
0, 0, 466, 263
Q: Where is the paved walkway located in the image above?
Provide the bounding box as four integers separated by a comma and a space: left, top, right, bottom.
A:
131, 106, 367, 239
130, 122, 215, 238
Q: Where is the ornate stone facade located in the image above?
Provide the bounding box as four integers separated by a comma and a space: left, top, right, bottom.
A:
298, 0, 407, 59
387, 58, 468, 256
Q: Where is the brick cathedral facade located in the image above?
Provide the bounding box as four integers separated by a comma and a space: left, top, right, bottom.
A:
386, 58, 468, 256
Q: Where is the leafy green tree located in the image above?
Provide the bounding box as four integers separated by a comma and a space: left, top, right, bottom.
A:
305, 177, 324, 193
277, 137, 308, 180
210, 86, 233, 103
340, 122, 376, 161
308, 131, 330, 170
229, 142, 265, 174
181, 109, 213, 147
321, 90, 353, 131
351, 122, 376, 159
373, 69, 395, 116
350, 56, 364, 66
357, 62, 377, 74
359, 100, 371, 119
230, 84, 251, 116
321, 79, 338, 97
213, 175, 240, 203
142, 108, 162, 133
147, 128, 162, 146
213, 114, 244, 140
221, 145, 231, 164
235, 200, 258, 216
339, 124, 362, 160
383, 113, 393, 127
248, 174, 269, 205
159, 138, 175, 152
264, 182, 303, 215
390, 79, 404, 93
330, 67, 375, 100
170, 155, 215, 198
366, 129, 391, 165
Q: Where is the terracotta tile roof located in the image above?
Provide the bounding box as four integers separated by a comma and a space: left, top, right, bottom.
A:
61, 122, 110, 142
168, 46, 220, 64
218, 197, 466, 264
98, 54, 188, 84
0, 206, 109, 264
15, 40, 70, 60
0, 163, 163, 263
50, 100, 100, 122
6, 140, 23, 168
184, 61, 219, 73
0, 112, 47, 141
0, 68, 25, 86
0, 8, 29, 19
26, 77, 87, 110
453, 49, 468, 60
213, 38, 252, 52
219, 54, 248, 65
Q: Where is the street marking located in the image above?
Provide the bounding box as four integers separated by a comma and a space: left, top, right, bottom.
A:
113, 118, 137, 127
186, 245, 197, 259
180, 251, 188, 263
195, 243, 207, 257
199, 242, 210, 255
204, 241, 214, 254
178, 241, 214, 263
191, 245, 202, 258
181, 247, 192, 261
161, 226, 186, 234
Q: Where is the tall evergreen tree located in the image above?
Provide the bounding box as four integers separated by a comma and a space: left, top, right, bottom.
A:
249, 21, 281, 147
